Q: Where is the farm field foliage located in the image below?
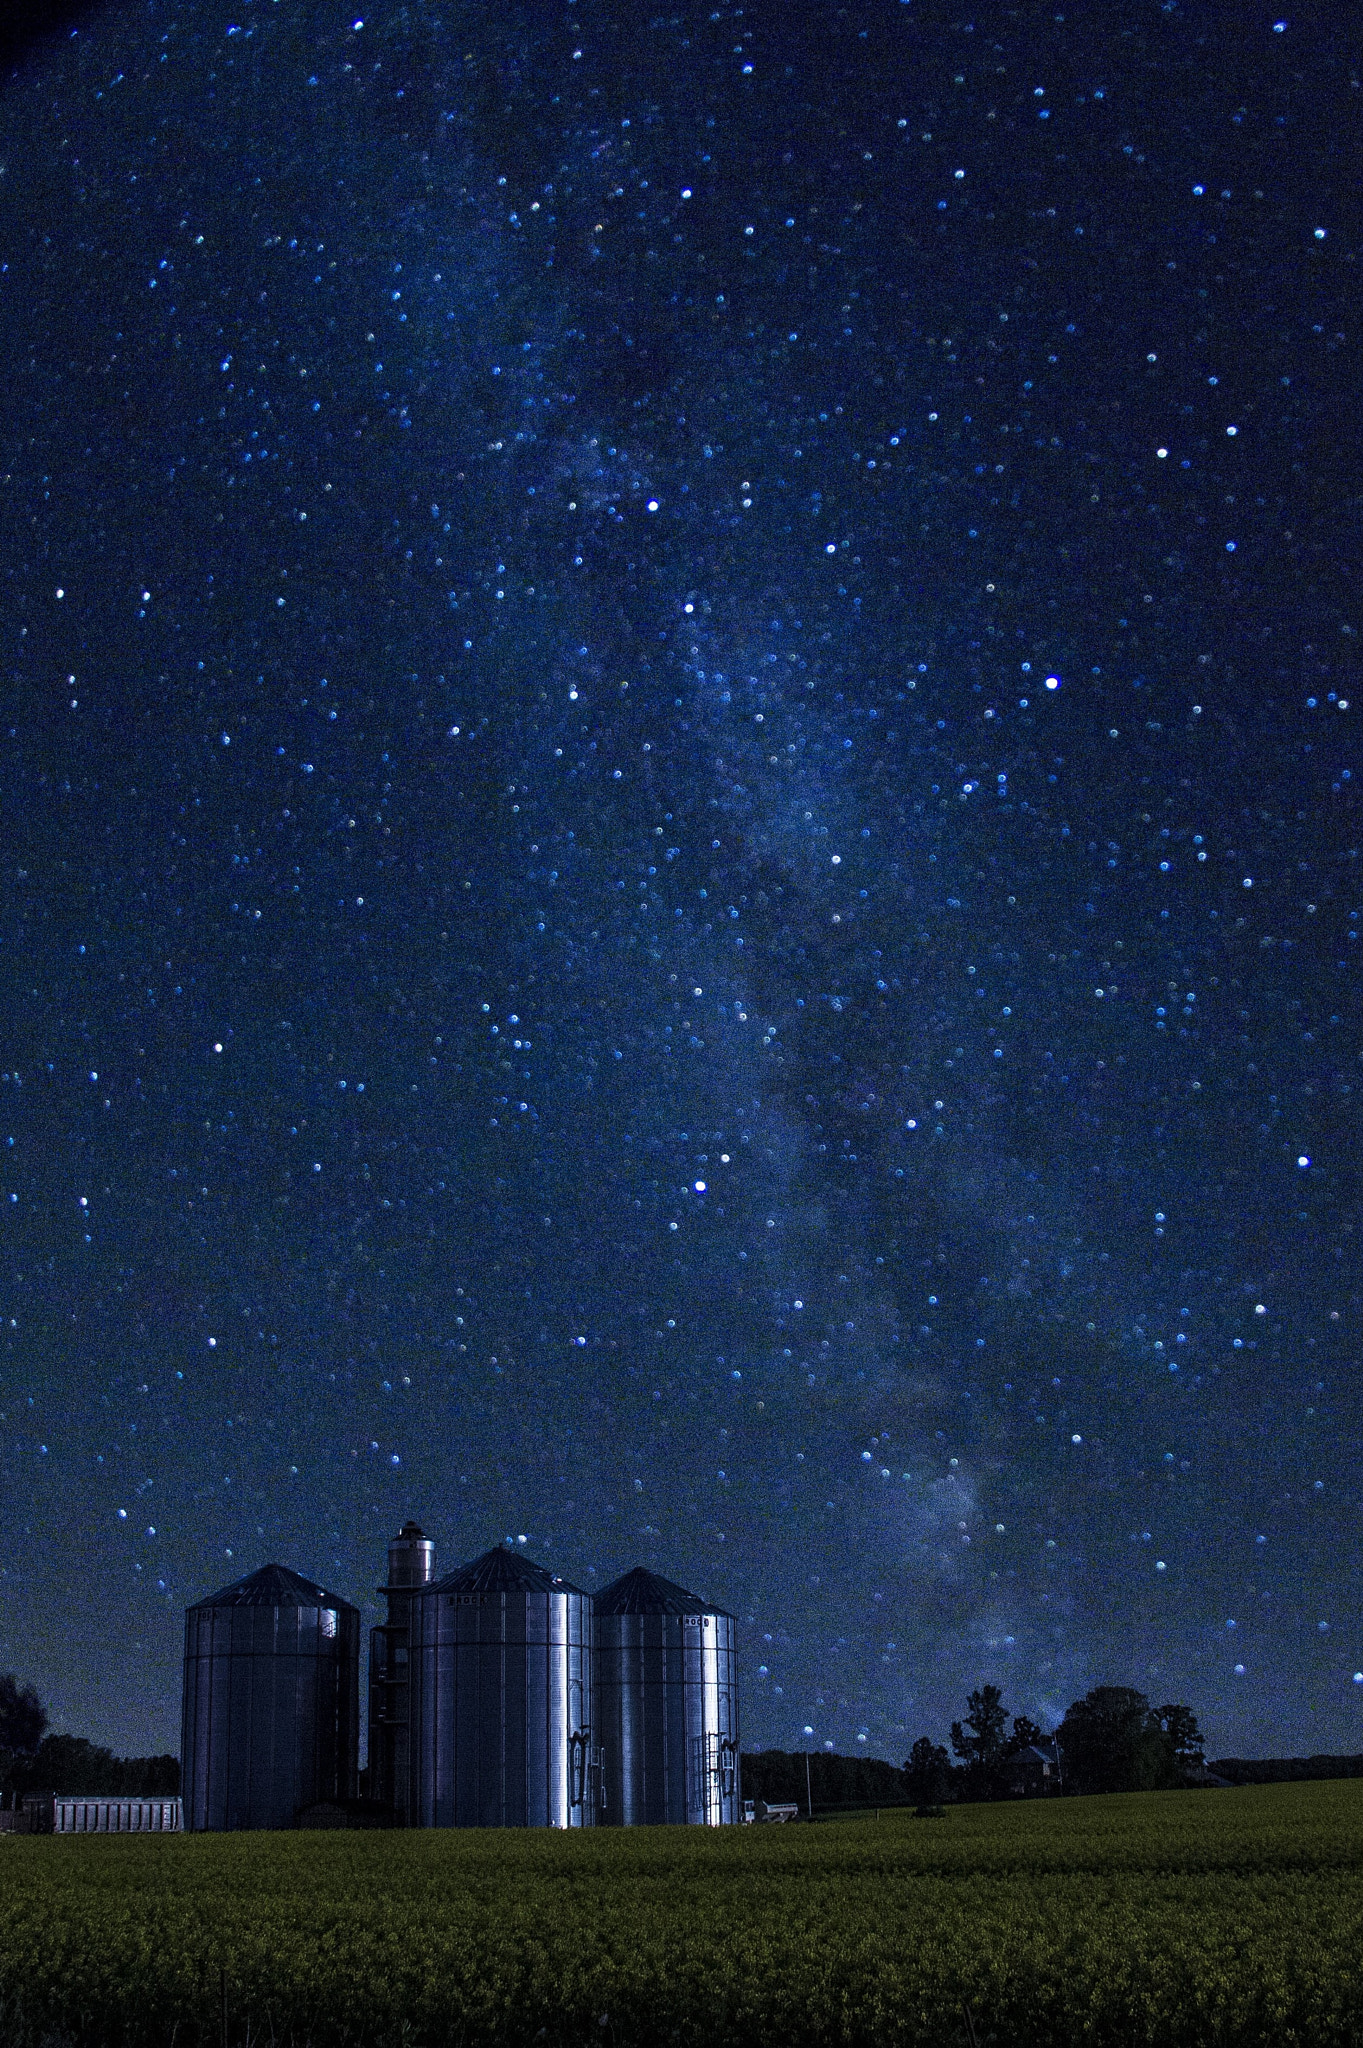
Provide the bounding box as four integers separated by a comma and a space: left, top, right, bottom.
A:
1, 1780, 1360, 2047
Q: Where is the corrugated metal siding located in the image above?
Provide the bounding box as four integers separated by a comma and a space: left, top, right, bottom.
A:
596, 1609, 740, 1826
181, 1593, 360, 1830
410, 1552, 594, 1828
52, 1797, 183, 1833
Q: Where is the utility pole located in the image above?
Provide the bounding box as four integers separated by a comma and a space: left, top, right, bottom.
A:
805, 1751, 813, 1820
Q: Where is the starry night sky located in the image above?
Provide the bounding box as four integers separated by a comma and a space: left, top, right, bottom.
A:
0, 0, 1358, 1768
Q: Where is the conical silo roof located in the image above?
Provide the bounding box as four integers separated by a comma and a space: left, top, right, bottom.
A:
594, 1564, 731, 1617
189, 1562, 356, 1611
432, 1545, 585, 1597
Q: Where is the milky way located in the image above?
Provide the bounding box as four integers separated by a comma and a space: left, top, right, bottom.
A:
0, 0, 1357, 1765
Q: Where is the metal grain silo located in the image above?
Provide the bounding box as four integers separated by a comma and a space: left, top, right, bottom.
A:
594, 1565, 739, 1826
409, 1546, 594, 1828
181, 1563, 360, 1831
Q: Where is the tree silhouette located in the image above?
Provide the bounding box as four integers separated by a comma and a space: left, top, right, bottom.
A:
1008, 1714, 1046, 1756
903, 1736, 952, 1807
950, 1684, 1008, 1773
0, 1674, 47, 1756
1057, 1686, 1176, 1794
948, 1684, 1013, 1798
1156, 1703, 1205, 1777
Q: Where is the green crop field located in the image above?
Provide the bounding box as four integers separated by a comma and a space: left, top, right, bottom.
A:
1, 1780, 1360, 2047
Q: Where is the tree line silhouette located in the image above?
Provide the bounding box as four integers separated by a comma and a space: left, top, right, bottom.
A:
744, 1683, 1210, 1814
0, 1673, 179, 1805
905, 1682, 1206, 1805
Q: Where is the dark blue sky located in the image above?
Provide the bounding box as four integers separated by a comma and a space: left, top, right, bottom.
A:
0, 0, 1358, 1765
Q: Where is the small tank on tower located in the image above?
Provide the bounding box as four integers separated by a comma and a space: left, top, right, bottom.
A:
368, 1520, 434, 1822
